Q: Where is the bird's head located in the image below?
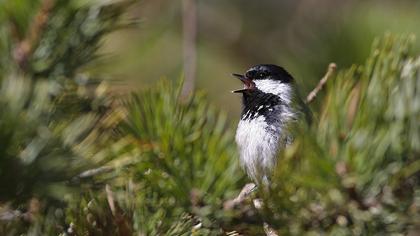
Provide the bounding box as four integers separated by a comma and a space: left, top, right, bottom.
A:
232, 64, 295, 103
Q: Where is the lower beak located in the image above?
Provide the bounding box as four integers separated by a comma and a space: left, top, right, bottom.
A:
231, 73, 254, 93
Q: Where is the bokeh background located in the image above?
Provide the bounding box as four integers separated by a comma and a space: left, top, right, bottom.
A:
0, 0, 419, 235
99, 0, 420, 117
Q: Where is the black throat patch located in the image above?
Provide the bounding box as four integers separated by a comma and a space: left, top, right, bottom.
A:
241, 90, 282, 121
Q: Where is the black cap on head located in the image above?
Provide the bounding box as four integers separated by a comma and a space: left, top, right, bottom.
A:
245, 64, 293, 83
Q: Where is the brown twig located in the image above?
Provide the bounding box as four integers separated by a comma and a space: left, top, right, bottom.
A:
224, 183, 256, 210
263, 223, 279, 236
180, 0, 198, 101
105, 184, 117, 216
346, 83, 361, 129
12, 0, 55, 70
76, 166, 113, 179
306, 63, 337, 104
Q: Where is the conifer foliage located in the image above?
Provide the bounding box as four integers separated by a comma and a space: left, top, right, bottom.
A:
263, 36, 420, 235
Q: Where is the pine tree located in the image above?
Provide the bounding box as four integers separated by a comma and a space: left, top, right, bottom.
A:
0, 0, 133, 234
262, 35, 420, 235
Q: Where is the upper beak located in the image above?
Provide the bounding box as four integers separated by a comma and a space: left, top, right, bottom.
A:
231, 73, 254, 93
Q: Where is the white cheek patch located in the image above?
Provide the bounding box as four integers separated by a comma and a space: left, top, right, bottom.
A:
254, 79, 293, 104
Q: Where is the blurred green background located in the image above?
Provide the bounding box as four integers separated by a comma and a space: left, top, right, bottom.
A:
0, 0, 419, 234
99, 0, 420, 117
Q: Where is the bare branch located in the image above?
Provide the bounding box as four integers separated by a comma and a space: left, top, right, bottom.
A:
224, 183, 256, 210
105, 184, 117, 216
263, 223, 279, 236
180, 0, 198, 101
77, 166, 113, 179
306, 63, 337, 104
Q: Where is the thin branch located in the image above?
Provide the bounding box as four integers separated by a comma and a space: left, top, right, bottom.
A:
263, 223, 279, 236
180, 0, 198, 101
306, 63, 336, 104
12, 0, 55, 70
105, 184, 117, 216
224, 183, 256, 210
76, 166, 113, 179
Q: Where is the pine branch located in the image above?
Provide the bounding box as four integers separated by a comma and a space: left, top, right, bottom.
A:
262, 35, 420, 235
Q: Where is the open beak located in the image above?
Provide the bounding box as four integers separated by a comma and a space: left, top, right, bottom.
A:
231, 73, 255, 93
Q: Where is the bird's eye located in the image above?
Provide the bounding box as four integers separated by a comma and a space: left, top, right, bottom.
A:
258, 72, 268, 78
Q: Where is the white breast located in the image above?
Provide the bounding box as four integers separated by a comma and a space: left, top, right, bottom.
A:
236, 79, 299, 183
235, 115, 282, 183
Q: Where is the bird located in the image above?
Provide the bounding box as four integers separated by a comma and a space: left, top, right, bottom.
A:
232, 64, 310, 185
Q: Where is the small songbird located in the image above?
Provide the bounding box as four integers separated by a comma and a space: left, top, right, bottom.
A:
232, 64, 309, 184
